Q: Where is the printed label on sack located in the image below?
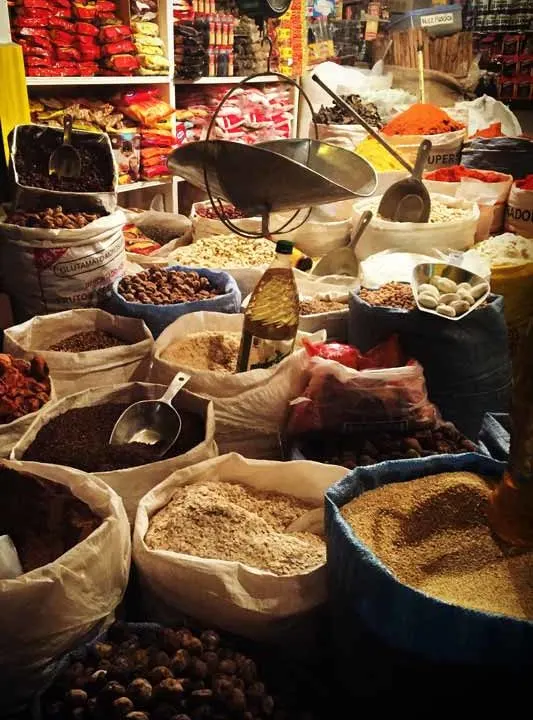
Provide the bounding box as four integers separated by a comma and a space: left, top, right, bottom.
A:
505, 189, 533, 237
426, 150, 462, 168
420, 12, 454, 27
239, 332, 295, 372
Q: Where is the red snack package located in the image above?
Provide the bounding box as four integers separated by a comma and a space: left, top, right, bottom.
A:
358, 335, 406, 371
102, 40, 136, 55
48, 17, 75, 32
14, 16, 50, 27
303, 339, 361, 369
96, 0, 116, 10
25, 54, 53, 67
56, 46, 81, 61
17, 27, 51, 40
17, 0, 53, 9
52, 61, 79, 75
52, 0, 71, 8
105, 54, 140, 73
73, 3, 97, 19
97, 12, 115, 18
77, 35, 98, 47
78, 62, 99, 76
18, 42, 53, 58
99, 25, 131, 43
118, 88, 160, 105
14, 8, 51, 18
50, 29, 75, 45
27, 67, 62, 76
76, 22, 98, 36
142, 164, 170, 179
79, 45, 100, 60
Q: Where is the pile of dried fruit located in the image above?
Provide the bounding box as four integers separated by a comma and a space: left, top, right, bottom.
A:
41, 623, 276, 720
5, 206, 104, 229
0, 354, 51, 424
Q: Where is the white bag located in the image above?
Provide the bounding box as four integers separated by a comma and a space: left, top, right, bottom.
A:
11, 382, 217, 522
352, 194, 479, 261
505, 183, 533, 238
286, 205, 353, 258
191, 201, 263, 239
3, 309, 154, 398
384, 129, 466, 170
150, 313, 325, 458
133, 452, 347, 641
312, 121, 368, 151
0, 210, 126, 322
0, 458, 130, 713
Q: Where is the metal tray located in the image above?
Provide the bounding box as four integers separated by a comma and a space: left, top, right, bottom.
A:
168, 139, 377, 215
412, 262, 490, 322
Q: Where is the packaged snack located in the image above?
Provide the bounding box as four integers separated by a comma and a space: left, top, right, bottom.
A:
78, 62, 99, 76
141, 163, 170, 178
14, 7, 51, 17
17, 0, 53, 9
73, 3, 97, 19
96, 0, 116, 11
133, 33, 163, 47
131, 21, 159, 36
50, 29, 75, 45
52, 61, 79, 75
99, 25, 132, 43
105, 54, 140, 73
14, 16, 51, 27
51, 0, 71, 7
80, 45, 100, 60
77, 35, 98, 47
118, 95, 175, 126
56, 46, 81, 61
18, 42, 52, 57
102, 40, 136, 56
116, 88, 159, 105
137, 54, 169, 70
17, 27, 51, 39
76, 22, 99, 36
48, 17, 75, 31
25, 55, 53, 67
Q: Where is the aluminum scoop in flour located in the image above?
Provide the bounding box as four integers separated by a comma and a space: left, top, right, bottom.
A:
109, 372, 190, 458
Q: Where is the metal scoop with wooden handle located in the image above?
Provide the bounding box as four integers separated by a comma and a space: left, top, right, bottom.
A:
109, 372, 190, 459
312, 210, 372, 277
377, 138, 432, 223
48, 114, 81, 179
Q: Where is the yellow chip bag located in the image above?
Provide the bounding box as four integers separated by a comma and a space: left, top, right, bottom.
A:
134, 33, 164, 47
131, 21, 159, 36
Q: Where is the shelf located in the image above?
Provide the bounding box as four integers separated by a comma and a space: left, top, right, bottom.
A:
174, 76, 282, 85
117, 178, 183, 193
26, 76, 172, 87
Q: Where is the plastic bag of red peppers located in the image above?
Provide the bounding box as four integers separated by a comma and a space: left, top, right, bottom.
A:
12, 0, 140, 76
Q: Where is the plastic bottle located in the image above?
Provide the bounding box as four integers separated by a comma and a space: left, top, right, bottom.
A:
236, 240, 300, 372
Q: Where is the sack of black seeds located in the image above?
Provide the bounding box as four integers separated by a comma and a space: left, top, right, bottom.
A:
11, 382, 217, 522
4, 309, 154, 398
0, 458, 130, 715
0, 211, 126, 323
134, 453, 346, 642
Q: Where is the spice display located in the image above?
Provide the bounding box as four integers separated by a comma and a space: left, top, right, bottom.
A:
146, 480, 325, 575
0, 464, 100, 573
0, 354, 51, 425
49, 331, 129, 353
5, 206, 104, 229
42, 622, 276, 720
359, 283, 416, 311
23, 403, 205, 472
294, 423, 478, 469
315, 95, 382, 128
364, 196, 472, 224
475, 233, 533, 265
172, 234, 276, 269
381, 103, 465, 136
416, 277, 489, 318
299, 298, 348, 315
355, 137, 405, 171
15, 128, 114, 193
341, 472, 533, 620
118, 268, 221, 305
516, 174, 533, 191
425, 165, 508, 183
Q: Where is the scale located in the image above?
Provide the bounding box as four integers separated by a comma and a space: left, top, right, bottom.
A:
168, 73, 378, 238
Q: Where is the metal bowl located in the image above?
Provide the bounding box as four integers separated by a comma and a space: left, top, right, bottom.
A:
411, 263, 490, 322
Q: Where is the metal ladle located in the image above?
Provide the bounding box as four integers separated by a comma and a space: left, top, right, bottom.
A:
312, 210, 372, 277
48, 114, 81, 179
109, 372, 190, 459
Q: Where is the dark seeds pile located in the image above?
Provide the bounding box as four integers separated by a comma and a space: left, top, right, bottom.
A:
15, 132, 114, 193
0, 465, 100, 573
42, 623, 275, 720
23, 403, 205, 472
315, 94, 382, 128
49, 330, 129, 353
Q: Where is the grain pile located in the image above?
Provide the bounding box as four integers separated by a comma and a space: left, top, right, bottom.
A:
172, 234, 276, 268
145, 480, 325, 575
161, 331, 241, 372
341, 471, 533, 620
364, 196, 471, 223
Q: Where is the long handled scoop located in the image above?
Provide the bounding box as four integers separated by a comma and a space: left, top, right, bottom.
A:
109, 372, 190, 459
311, 73, 413, 174
377, 138, 431, 222
48, 114, 81, 179
312, 210, 372, 277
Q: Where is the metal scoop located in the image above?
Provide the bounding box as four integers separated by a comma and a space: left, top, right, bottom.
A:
109, 372, 190, 458
377, 139, 432, 223
48, 114, 81, 179
313, 210, 372, 277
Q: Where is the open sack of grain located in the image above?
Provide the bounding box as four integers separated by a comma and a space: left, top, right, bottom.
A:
0, 459, 130, 715
352, 193, 479, 260
3, 308, 153, 398
325, 453, 533, 697
150, 312, 326, 458
10, 382, 217, 522
134, 453, 346, 643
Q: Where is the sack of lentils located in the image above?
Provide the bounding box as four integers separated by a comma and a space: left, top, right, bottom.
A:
0, 458, 130, 715
348, 287, 512, 440
325, 453, 533, 700
11, 382, 217, 523
351, 194, 479, 261
134, 452, 347, 643
0, 208, 126, 323
108, 264, 241, 338
150, 312, 326, 459
3, 309, 154, 398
